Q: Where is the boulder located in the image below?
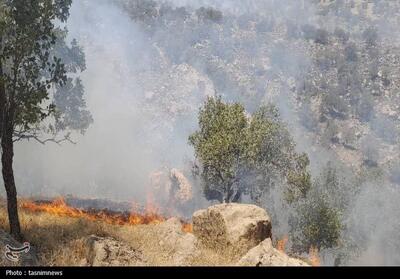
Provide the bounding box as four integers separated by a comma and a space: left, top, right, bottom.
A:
0, 229, 38, 266
155, 218, 199, 265
192, 203, 272, 253
85, 235, 146, 266
237, 238, 310, 266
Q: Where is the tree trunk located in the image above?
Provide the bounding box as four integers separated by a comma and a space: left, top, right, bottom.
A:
0, 61, 5, 141
1, 126, 22, 241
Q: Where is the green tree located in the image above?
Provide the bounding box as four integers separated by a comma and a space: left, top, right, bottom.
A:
0, 0, 91, 240
189, 96, 311, 203
290, 191, 342, 253
290, 163, 345, 253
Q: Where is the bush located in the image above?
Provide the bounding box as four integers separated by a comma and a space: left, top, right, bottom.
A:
363, 26, 379, 46
360, 135, 380, 167
334, 27, 349, 43
371, 115, 399, 144
301, 25, 330, 45
299, 103, 319, 132
389, 162, 400, 185
320, 90, 349, 119
369, 61, 379, 81
355, 93, 374, 122
290, 191, 342, 253
344, 43, 358, 62
302, 24, 317, 41
314, 28, 330, 45
196, 7, 223, 23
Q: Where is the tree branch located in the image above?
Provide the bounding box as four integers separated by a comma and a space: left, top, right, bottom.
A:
13, 130, 76, 145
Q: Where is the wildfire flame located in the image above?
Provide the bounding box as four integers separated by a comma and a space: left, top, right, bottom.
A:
20, 197, 191, 230
181, 223, 193, 233
309, 246, 321, 267
276, 235, 288, 253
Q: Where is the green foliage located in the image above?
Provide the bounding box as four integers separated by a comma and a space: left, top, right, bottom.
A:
290, 191, 342, 253
189, 96, 247, 202
290, 162, 356, 254
189, 96, 311, 203
0, 0, 91, 142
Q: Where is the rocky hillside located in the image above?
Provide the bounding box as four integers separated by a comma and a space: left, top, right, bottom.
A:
86, 0, 400, 186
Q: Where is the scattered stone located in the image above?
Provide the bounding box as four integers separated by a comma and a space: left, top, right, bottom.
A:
155, 218, 199, 265
85, 235, 146, 266
237, 238, 310, 267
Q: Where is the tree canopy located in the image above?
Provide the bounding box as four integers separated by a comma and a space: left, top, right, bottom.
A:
189, 96, 311, 204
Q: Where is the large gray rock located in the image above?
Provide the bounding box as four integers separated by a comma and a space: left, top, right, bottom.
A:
85, 235, 146, 266
192, 203, 272, 253
0, 229, 38, 266
237, 238, 310, 266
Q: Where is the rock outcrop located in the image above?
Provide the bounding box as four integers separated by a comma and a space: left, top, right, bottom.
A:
0, 229, 38, 266
85, 235, 146, 266
237, 238, 309, 266
192, 203, 272, 253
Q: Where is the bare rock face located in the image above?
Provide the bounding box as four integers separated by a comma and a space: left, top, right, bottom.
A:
0, 229, 38, 266
237, 238, 310, 266
192, 203, 272, 253
155, 218, 199, 265
85, 235, 146, 266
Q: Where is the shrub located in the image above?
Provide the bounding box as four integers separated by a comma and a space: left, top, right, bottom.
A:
334, 27, 350, 43
360, 135, 380, 167
344, 43, 358, 62
321, 91, 349, 119
314, 28, 330, 45
290, 191, 342, 253
196, 7, 223, 23
363, 26, 379, 47
355, 93, 375, 122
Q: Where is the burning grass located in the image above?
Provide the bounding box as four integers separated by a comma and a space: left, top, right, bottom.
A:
0, 198, 231, 266
276, 235, 288, 253
20, 198, 167, 226
309, 246, 321, 267
0, 198, 317, 266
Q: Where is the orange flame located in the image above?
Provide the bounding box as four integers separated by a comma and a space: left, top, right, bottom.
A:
309, 246, 321, 266
181, 223, 193, 233
276, 235, 288, 253
20, 197, 171, 227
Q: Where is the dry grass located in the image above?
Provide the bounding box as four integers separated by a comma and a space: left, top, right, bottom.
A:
0, 204, 237, 266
